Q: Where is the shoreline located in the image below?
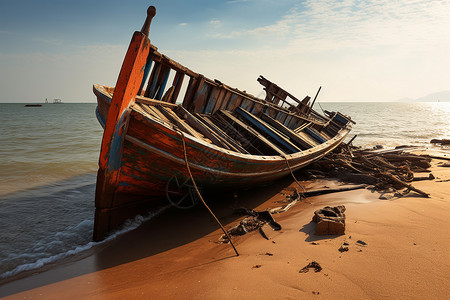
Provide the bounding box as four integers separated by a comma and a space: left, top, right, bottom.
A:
1, 154, 450, 299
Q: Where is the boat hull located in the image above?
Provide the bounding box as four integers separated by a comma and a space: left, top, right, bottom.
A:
93, 85, 351, 240
91, 6, 353, 241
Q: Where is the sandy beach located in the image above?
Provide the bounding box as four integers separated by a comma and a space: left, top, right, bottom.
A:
1, 154, 449, 299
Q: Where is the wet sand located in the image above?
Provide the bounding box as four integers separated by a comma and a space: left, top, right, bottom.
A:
1, 156, 450, 299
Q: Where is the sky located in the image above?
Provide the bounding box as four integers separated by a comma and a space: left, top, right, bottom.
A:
0, 0, 449, 102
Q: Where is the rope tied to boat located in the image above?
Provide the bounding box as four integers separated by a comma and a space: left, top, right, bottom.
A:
282, 155, 306, 198
178, 131, 239, 257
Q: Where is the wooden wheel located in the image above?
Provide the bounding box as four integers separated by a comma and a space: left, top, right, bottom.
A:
165, 172, 201, 209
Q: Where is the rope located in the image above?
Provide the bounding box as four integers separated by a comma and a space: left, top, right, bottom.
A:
282, 155, 306, 197
178, 131, 239, 256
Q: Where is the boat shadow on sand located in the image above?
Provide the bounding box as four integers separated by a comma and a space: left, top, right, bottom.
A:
95, 176, 294, 267
0, 176, 294, 297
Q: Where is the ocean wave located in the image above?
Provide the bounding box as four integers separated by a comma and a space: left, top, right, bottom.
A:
0, 206, 168, 280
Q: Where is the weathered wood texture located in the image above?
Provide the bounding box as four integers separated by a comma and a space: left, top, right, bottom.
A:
92, 5, 354, 241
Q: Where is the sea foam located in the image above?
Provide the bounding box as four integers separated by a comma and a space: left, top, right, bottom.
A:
0, 206, 168, 280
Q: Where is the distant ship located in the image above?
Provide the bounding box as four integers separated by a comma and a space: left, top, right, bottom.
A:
53, 99, 63, 104
24, 104, 42, 107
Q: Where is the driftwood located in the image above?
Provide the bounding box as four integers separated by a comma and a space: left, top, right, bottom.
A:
302, 184, 367, 197
304, 144, 434, 198
412, 174, 435, 181
430, 139, 450, 145
374, 172, 429, 198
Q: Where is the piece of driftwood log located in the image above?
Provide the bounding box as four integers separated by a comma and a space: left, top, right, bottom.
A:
422, 154, 450, 161
302, 184, 367, 197
312, 205, 346, 235
412, 174, 435, 181
374, 172, 430, 198
430, 139, 450, 145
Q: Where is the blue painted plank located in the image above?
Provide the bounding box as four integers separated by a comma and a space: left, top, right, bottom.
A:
235, 107, 301, 153
139, 58, 153, 94
155, 67, 171, 100
304, 127, 327, 143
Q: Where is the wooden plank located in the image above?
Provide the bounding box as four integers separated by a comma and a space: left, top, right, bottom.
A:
261, 113, 314, 150
144, 105, 171, 123
138, 103, 161, 119
144, 61, 161, 98
191, 77, 209, 113
235, 107, 302, 153
135, 95, 178, 108
294, 121, 311, 133
138, 57, 153, 95
304, 127, 327, 143
306, 125, 333, 141
132, 103, 160, 121
211, 114, 264, 155
219, 110, 286, 156
176, 106, 233, 150
219, 91, 232, 111
157, 105, 204, 140
204, 86, 220, 114
283, 115, 293, 127
161, 85, 175, 102
312, 127, 332, 140
181, 76, 196, 109
195, 114, 250, 154
226, 94, 243, 111
296, 131, 320, 146
154, 66, 171, 100
211, 87, 227, 114
170, 71, 185, 103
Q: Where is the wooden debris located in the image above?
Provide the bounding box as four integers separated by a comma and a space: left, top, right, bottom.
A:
302, 185, 367, 197
312, 205, 346, 235
220, 208, 281, 243
299, 261, 322, 273
430, 139, 450, 145
304, 144, 434, 198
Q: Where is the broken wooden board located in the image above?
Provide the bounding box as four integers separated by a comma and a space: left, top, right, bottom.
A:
235, 107, 302, 154
219, 109, 286, 156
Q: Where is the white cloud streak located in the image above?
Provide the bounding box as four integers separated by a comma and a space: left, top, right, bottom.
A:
194, 0, 450, 100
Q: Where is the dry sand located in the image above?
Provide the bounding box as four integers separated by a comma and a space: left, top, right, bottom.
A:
1, 155, 449, 299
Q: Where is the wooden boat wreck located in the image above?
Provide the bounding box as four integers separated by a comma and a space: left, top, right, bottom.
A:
92, 6, 354, 241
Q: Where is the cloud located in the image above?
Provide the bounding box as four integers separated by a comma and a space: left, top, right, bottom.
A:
169, 0, 450, 101
287, 0, 450, 52
178, 23, 188, 27
209, 0, 450, 53
209, 19, 221, 27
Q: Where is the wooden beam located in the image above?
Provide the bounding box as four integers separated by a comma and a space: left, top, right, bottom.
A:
141, 104, 171, 123
135, 95, 178, 108
157, 105, 204, 140
235, 107, 302, 154
219, 110, 286, 156
304, 127, 327, 144
294, 122, 311, 133
211, 114, 264, 155
170, 71, 185, 103
144, 61, 161, 98
195, 114, 250, 154
261, 113, 314, 150
176, 106, 234, 150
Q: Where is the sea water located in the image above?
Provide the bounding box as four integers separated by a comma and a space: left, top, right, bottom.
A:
0, 102, 449, 280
